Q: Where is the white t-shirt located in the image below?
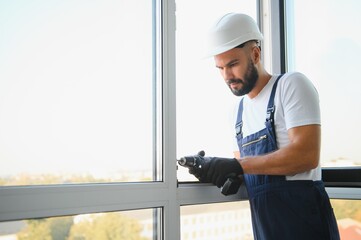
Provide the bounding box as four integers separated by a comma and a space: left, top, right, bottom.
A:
232, 72, 322, 181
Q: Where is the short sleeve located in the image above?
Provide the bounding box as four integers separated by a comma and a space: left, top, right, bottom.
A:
280, 72, 321, 130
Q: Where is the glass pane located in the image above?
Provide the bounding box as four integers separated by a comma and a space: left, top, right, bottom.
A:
0, 1, 156, 185
285, 0, 361, 167
181, 201, 253, 240
176, 0, 258, 181
0, 209, 155, 239
331, 199, 361, 240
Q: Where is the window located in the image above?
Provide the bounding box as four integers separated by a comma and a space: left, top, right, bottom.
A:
175, 1, 257, 239
0, 1, 168, 238
284, 0, 361, 167
0, 209, 156, 239
0, 0, 157, 186
176, 0, 258, 181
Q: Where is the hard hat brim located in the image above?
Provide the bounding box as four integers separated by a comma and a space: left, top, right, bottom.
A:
204, 32, 263, 58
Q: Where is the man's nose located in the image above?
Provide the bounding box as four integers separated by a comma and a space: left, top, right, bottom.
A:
222, 67, 234, 80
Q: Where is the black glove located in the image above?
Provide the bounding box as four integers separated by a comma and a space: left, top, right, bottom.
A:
206, 158, 243, 188
178, 151, 212, 183
188, 152, 212, 183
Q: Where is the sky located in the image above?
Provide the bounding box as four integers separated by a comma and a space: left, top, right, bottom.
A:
0, 0, 154, 177
289, 0, 361, 164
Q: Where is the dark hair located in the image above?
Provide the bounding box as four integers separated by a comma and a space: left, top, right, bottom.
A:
235, 40, 261, 50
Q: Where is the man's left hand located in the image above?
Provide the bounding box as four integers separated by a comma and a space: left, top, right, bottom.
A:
206, 158, 243, 188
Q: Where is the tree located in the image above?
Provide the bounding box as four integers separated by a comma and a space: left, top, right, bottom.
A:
17, 217, 73, 240
17, 219, 52, 240
68, 212, 148, 240
49, 217, 73, 240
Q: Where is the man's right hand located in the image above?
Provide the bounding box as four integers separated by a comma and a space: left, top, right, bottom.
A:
206, 157, 244, 188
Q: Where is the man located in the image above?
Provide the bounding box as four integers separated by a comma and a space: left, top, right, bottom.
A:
188, 13, 340, 239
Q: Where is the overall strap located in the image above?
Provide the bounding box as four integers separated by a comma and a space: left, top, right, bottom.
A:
235, 74, 284, 138
266, 74, 284, 140
235, 98, 244, 138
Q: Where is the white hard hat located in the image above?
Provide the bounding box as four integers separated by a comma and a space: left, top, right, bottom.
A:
205, 13, 263, 57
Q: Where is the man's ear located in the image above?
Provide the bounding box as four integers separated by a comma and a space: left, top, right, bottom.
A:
251, 46, 261, 64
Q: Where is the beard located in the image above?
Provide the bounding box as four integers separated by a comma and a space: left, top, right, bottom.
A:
226, 59, 259, 96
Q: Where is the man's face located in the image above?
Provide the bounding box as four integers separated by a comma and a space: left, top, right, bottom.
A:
214, 47, 259, 97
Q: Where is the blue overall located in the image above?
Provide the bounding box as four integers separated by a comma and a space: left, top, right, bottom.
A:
235, 75, 340, 240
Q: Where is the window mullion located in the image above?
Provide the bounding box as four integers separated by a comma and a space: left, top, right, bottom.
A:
0, 183, 169, 222
162, 0, 179, 239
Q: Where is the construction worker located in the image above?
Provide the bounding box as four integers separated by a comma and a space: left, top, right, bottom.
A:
188, 13, 340, 239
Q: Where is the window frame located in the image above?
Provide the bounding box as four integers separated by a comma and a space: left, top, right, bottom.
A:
0, 0, 176, 238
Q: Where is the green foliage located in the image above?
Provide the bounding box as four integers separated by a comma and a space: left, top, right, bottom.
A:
17, 217, 73, 240
68, 212, 148, 240
49, 217, 73, 240
16, 213, 148, 240
18, 219, 52, 240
